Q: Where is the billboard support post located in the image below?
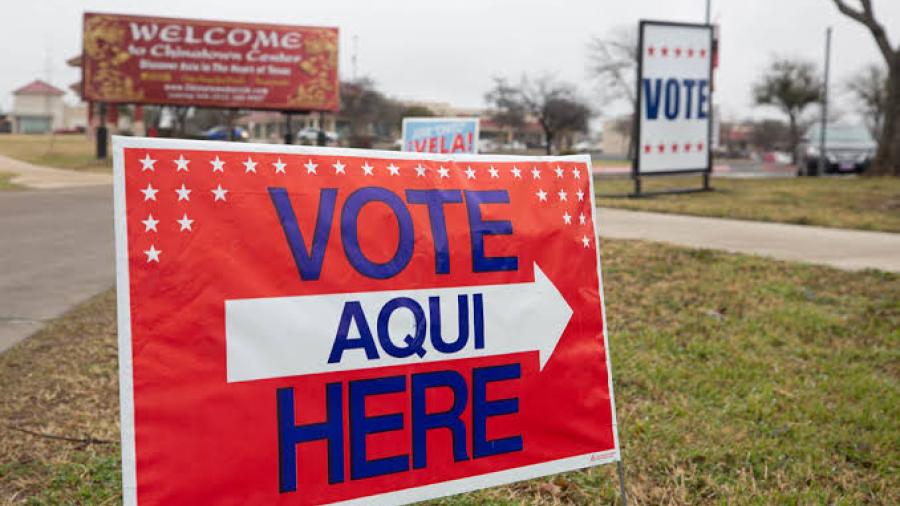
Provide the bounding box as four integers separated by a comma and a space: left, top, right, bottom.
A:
96, 102, 107, 160
284, 113, 293, 145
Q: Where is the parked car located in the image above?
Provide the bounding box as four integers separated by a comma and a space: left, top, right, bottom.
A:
799, 124, 876, 175
296, 128, 338, 144
203, 126, 249, 141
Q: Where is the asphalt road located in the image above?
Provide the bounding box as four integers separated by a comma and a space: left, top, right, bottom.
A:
0, 185, 114, 352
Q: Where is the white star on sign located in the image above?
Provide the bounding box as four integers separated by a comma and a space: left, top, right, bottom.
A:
438, 166, 450, 178
142, 213, 159, 232
210, 156, 225, 172
273, 158, 287, 174
141, 183, 158, 201
511, 166, 522, 178
465, 166, 476, 179
488, 166, 499, 178
175, 183, 192, 201
174, 155, 190, 172
243, 157, 257, 173
563, 212, 572, 225
572, 167, 581, 179
581, 235, 591, 248
177, 213, 194, 232
554, 166, 564, 178
387, 163, 400, 176
144, 244, 161, 263
576, 189, 584, 201
414, 164, 427, 177
558, 189, 568, 201
304, 159, 318, 174
531, 167, 541, 179
361, 162, 374, 176
579, 212, 586, 225
536, 189, 548, 202
211, 184, 228, 201
333, 160, 346, 174
140, 154, 156, 172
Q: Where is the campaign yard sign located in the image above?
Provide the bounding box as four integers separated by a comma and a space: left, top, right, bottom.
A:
635, 21, 713, 174
401, 117, 479, 154
113, 137, 619, 505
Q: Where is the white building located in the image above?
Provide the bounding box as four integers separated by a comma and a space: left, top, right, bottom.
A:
9, 80, 86, 134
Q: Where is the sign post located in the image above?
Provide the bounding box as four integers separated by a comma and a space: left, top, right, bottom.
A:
633, 20, 714, 196
113, 137, 619, 504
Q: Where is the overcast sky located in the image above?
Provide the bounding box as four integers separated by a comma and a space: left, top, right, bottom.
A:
1, 0, 897, 127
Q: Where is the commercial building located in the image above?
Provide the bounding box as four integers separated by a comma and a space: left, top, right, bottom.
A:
8, 80, 87, 134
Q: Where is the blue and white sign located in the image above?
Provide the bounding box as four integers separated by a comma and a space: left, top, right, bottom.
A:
402, 117, 479, 154
636, 21, 713, 173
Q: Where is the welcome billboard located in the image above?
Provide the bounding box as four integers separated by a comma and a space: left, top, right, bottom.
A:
82, 13, 339, 111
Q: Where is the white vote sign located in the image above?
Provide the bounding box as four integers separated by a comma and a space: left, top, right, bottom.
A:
636, 21, 713, 174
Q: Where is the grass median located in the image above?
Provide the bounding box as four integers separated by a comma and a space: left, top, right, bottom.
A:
595, 175, 900, 233
1, 240, 897, 504
0, 172, 22, 191
0, 134, 111, 172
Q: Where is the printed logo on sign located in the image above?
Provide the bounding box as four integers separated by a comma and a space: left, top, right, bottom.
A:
113, 137, 618, 505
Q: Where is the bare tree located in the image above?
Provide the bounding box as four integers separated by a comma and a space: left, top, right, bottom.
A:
339, 78, 403, 147
587, 26, 638, 108
831, 0, 900, 176
486, 75, 591, 155
846, 64, 888, 140
753, 57, 822, 164
484, 77, 527, 144
588, 27, 638, 158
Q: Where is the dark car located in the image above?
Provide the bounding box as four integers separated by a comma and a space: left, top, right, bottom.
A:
799, 124, 876, 175
203, 126, 250, 141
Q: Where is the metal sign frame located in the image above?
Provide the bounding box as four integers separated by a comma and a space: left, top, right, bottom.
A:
632, 20, 714, 197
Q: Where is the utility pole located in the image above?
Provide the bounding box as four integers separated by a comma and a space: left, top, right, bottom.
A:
818, 27, 832, 176
351, 35, 359, 81
705, 0, 711, 24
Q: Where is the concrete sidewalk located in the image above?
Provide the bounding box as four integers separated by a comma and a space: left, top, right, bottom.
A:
0, 186, 114, 353
0, 153, 112, 189
597, 207, 900, 273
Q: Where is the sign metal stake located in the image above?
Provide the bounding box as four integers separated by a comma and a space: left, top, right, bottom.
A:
616, 460, 629, 505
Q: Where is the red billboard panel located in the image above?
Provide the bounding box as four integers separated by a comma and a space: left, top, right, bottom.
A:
82, 13, 339, 111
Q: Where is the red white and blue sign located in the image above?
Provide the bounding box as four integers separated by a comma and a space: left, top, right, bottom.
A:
112, 137, 619, 505
636, 20, 713, 174
401, 117, 479, 154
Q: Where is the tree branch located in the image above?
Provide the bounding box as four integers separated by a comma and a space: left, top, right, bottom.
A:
832, 0, 894, 63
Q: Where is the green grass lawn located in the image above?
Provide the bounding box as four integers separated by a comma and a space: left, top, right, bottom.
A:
596, 175, 900, 233
1, 241, 897, 505
0, 134, 111, 172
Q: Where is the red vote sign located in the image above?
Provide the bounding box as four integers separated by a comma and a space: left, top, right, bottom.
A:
112, 137, 620, 505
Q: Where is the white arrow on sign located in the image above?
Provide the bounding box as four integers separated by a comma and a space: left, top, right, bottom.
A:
225, 263, 572, 383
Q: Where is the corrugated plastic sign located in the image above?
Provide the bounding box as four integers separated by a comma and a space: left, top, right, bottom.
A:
113, 137, 619, 505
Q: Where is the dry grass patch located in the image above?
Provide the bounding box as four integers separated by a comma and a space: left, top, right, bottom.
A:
595, 176, 900, 233
1, 242, 897, 504
0, 134, 111, 172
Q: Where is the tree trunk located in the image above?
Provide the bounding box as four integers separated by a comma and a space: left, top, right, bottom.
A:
545, 130, 553, 155
870, 56, 900, 176
788, 113, 799, 166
